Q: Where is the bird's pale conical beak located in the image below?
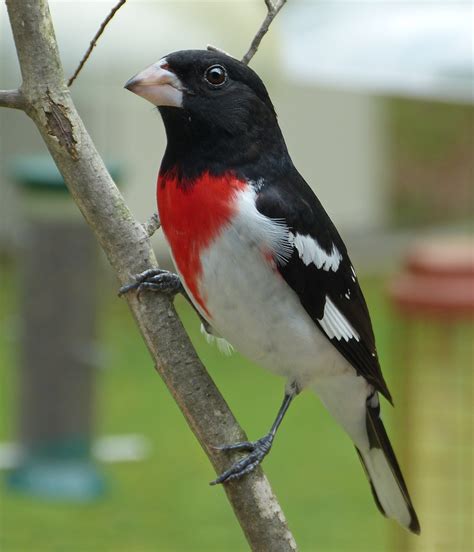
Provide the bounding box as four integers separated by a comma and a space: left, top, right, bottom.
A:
125, 60, 183, 107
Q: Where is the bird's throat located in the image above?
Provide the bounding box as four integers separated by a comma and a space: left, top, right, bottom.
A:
158, 106, 290, 181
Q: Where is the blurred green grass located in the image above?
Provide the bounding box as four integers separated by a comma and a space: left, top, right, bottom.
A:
0, 264, 403, 552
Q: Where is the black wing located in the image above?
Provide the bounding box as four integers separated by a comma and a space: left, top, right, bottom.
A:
255, 174, 392, 403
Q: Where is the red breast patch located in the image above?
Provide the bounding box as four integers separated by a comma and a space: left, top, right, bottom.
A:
157, 170, 247, 316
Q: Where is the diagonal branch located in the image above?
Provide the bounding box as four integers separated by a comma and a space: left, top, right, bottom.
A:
67, 0, 127, 87
0, 89, 25, 109
4, 1, 298, 550
241, 0, 287, 65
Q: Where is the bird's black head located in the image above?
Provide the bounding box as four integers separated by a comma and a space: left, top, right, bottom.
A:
125, 49, 290, 179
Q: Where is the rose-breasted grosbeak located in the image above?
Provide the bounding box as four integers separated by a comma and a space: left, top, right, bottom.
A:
123, 50, 420, 534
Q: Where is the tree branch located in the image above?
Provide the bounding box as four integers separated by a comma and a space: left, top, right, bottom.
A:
0, 89, 25, 110
4, 1, 297, 550
241, 0, 287, 65
67, 0, 127, 87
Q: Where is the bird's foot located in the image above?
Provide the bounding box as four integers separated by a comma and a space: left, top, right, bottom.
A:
118, 268, 183, 300
210, 433, 274, 485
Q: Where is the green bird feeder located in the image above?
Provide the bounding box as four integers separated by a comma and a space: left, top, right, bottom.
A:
6, 155, 121, 501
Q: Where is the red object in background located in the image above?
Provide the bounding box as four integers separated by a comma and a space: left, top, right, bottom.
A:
387, 236, 473, 552
389, 238, 474, 318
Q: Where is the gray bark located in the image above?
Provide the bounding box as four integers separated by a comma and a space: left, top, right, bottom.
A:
2, 1, 298, 550
241, 0, 287, 65
0, 88, 25, 109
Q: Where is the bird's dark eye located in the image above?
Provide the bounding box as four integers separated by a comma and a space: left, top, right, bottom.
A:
204, 65, 227, 87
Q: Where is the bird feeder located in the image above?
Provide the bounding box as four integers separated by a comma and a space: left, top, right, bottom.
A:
388, 237, 473, 551
7, 155, 120, 500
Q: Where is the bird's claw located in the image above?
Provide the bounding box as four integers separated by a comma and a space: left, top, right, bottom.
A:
118, 268, 183, 300
210, 433, 274, 485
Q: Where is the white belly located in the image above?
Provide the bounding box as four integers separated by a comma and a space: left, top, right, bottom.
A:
192, 219, 373, 448
195, 222, 350, 388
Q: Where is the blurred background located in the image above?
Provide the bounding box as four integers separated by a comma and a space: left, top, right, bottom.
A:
0, 1, 472, 551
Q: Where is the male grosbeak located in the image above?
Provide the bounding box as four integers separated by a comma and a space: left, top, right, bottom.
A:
122, 50, 419, 534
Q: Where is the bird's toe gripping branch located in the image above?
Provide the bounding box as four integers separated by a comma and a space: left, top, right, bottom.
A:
210, 433, 274, 485
118, 268, 184, 300
210, 388, 296, 485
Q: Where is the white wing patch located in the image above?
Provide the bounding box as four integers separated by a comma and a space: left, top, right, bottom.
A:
319, 296, 360, 342
200, 323, 234, 355
290, 232, 342, 272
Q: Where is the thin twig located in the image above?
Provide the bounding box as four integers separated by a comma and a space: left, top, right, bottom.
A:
241, 0, 287, 66
144, 212, 161, 238
67, 0, 127, 87
206, 44, 232, 57
0, 89, 25, 109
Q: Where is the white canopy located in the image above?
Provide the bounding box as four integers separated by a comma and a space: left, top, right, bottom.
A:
281, 2, 473, 104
